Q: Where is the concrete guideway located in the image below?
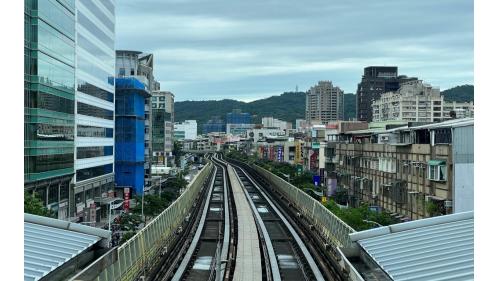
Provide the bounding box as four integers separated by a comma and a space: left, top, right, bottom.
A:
227, 164, 263, 281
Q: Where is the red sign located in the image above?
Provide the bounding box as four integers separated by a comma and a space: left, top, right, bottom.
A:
124, 188, 130, 212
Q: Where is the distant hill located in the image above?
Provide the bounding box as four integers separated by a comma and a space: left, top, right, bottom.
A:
174, 92, 307, 133
441, 85, 474, 102
174, 85, 471, 133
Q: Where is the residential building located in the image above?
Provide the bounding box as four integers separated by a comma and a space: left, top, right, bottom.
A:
331, 118, 474, 220
24, 0, 77, 220
152, 91, 175, 165
174, 120, 198, 140
372, 80, 475, 123
114, 77, 148, 195
74, 0, 116, 223
203, 116, 226, 134
262, 117, 291, 131
246, 128, 286, 144
116, 50, 159, 190
356, 66, 418, 122
295, 119, 307, 131
305, 81, 344, 124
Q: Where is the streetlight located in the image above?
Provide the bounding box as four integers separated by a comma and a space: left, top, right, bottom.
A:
141, 185, 145, 226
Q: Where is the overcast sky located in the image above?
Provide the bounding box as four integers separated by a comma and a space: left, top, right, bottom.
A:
116, 0, 473, 102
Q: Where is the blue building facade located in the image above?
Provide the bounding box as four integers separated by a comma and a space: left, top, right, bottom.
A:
115, 78, 149, 194
226, 110, 251, 124
203, 116, 226, 134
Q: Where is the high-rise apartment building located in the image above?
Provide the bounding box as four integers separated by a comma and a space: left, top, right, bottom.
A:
152, 91, 175, 165
372, 80, 475, 123
305, 81, 344, 124
356, 66, 417, 122
74, 0, 116, 222
116, 50, 159, 189
24, 0, 77, 220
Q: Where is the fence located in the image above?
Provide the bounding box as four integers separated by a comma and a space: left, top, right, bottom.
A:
71, 162, 214, 281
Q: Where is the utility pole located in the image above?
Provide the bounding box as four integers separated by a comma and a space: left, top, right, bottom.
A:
141, 185, 145, 225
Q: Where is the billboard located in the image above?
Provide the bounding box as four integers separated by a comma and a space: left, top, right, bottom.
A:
269, 146, 275, 160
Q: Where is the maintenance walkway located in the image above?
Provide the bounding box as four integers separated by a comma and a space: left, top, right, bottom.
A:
227, 165, 262, 281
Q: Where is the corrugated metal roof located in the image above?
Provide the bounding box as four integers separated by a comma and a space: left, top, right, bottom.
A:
352, 212, 474, 281
24, 222, 101, 281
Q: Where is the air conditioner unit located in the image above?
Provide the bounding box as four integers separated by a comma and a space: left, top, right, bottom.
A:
444, 200, 453, 208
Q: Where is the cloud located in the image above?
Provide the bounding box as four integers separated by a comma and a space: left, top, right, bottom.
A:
115, 0, 473, 101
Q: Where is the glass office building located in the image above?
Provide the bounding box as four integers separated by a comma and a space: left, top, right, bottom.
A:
24, 0, 77, 220
74, 0, 115, 222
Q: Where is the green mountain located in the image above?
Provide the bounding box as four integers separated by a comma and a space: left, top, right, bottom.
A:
441, 85, 474, 102
174, 85, 472, 133
175, 91, 357, 133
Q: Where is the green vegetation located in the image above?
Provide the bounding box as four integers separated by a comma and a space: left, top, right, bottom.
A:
441, 84, 474, 102
173, 140, 184, 167
24, 192, 53, 217
175, 91, 357, 133
323, 200, 398, 231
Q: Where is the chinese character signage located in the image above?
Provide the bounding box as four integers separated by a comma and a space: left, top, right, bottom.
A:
277, 146, 283, 162
294, 141, 302, 164
124, 187, 130, 212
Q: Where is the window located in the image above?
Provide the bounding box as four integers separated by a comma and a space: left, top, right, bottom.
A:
77, 11, 114, 49
27, 153, 74, 173
79, 0, 114, 32
77, 146, 113, 159
119, 68, 125, 76
428, 160, 447, 181
77, 125, 113, 138
77, 102, 114, 120
26, 123, 74, 141
76, 164, 113, 181
159, 103, 165, 108
159, 96, 165, 101
77, 79, 113, 102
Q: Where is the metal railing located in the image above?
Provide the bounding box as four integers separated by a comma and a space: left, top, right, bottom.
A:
70, 162, 214, 281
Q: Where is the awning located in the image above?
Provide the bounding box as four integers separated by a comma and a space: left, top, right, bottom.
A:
428, 160, 446, 165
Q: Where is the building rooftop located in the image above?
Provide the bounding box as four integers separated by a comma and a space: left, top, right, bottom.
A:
349, 211, 473, 281
24, 214, 111, 281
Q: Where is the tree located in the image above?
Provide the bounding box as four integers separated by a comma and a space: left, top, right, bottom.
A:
173, 140, 183, 167
118, 212, 142, 231
24, 192, 52, 217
